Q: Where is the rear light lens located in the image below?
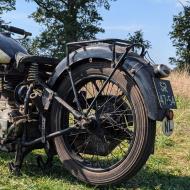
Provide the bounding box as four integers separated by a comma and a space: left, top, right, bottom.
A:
154, 64, 171, 78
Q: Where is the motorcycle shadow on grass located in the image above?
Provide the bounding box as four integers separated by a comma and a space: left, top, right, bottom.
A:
0, 151, 189, 190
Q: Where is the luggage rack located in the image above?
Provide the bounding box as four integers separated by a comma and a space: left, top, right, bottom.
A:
66, 38, 145, 66
65, 39, 146, 116
67, 38, 132, 48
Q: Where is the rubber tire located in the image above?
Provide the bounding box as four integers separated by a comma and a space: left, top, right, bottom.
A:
51, 61, 156, 186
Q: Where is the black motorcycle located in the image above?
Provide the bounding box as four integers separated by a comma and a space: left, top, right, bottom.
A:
0, 23, 176, 185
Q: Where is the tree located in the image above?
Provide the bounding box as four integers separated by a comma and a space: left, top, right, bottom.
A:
0, 0, 16, 18
26, 0, 116, 58
127, 30, 151, 51
0, 0, 16, 33
170, 4, 190, 71
19, 38, 40, 55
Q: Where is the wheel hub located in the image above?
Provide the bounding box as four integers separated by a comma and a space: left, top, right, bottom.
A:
80, 116, 103, 136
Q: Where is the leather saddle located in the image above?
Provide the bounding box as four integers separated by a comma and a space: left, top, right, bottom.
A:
15, 52, 60, 68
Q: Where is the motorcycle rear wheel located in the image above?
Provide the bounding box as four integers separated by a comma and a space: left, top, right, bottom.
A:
51, 61, 156, 186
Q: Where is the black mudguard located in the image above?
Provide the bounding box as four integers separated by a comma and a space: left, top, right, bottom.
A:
48, 45, 166, 121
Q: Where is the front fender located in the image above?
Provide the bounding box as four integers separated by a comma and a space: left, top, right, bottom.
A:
48, 45, 165, 121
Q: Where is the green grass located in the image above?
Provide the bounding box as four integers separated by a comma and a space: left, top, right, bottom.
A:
0, 96, 190, 190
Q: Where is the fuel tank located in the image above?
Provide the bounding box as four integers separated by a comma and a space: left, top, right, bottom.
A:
0, 33, 27, 64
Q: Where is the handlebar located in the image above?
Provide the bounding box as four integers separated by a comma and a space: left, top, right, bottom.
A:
1, 25, 32, 37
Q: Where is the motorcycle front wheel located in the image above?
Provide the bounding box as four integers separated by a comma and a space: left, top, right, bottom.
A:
51, 61, 156, 186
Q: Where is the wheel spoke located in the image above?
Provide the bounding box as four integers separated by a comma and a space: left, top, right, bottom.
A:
64, 77, 136, 170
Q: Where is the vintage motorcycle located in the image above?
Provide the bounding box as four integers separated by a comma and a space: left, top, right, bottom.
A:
0, 23, 176, 185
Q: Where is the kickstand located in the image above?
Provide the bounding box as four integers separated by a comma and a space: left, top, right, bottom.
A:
8, 142, 29, 176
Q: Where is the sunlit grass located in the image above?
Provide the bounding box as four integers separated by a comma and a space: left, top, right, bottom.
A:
0, 72, 190, 189
0, 96, 188, 190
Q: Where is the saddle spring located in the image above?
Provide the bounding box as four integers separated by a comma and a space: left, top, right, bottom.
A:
27, 63, 39, 82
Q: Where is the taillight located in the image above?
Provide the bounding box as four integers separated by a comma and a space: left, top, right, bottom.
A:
154, 64, 171, 78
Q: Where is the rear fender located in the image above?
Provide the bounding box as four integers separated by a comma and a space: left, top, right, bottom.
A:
48, 45, 165, 121
48, 45, 113, 87
122, 57, 165, 121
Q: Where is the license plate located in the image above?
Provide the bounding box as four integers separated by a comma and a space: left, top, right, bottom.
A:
153, 78, 177, 109
162, 117, 174, 136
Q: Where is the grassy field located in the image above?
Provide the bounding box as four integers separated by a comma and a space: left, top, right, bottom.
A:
0, 72, 190, 190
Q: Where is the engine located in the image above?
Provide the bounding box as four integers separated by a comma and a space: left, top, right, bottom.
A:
0, 65, 27, 145
0, 61, 56, 150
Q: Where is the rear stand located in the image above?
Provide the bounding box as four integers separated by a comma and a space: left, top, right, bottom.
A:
8, 140, 54, 175
8, 141, 30, 176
